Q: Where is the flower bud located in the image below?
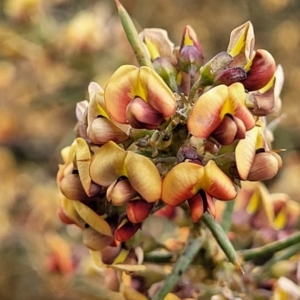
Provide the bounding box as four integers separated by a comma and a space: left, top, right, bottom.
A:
214, 66, 247, 86
200, 52, 233, 86
178, 45, 204, 76
153, 57, 178, 92
107, 178, 138, 206
59, 173, 90, 201
126, 199, 153, 223
241, 49, 276, 91
114, 219, 141, 242
247, 151, 282, 181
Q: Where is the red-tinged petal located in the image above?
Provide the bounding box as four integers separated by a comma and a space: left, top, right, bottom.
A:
204, 160, 237, 200
181, 25, 202, 52
107, 178, 138, 206
125, 151, 162, 202
126, 199, 153, 223
57, 206, 75, 225
206, 193, 217, 218
242, 49, 276, 91
188, 193, 205, 222
105, 65, 139, 123
76, 138, 93, 196
114, 219, 141, 242
88, 117, 129, 144
187, 85, 228, 138
90, 141, 127, 186
73, 201, 112, 236
211, 115, 238, 145
235, 126, 260, 180
247, 152, 282, 181
228, 82, 255, 130
233, 116, 247, 140
126, 97, 165, 129
138, 66, 176, 117
162, 162, 204, 206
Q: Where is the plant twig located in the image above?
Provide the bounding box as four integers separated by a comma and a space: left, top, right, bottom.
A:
115, 0, 153, 69
202, 213, 243, 273
220, 200, 235, 233
240, 231, 300, 262
152, 237, 202, 300
256, 242, 300, 281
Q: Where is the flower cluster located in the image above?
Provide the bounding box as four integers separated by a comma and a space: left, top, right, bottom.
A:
57, 18, 283, 263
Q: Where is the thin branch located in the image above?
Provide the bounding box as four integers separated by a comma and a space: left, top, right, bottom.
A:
152, 237, 202, 300
240, 231, 300, 261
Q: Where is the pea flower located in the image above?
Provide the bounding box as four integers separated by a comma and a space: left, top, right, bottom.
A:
187, 82, 255, 144
104, 65, 176, 129
162, 160, 237, 221
87, 82, 130, 144
235, 125, 282, 181
227, 21, 276, 91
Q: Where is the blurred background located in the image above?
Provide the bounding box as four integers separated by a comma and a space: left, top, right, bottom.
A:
1, 0, 300, 298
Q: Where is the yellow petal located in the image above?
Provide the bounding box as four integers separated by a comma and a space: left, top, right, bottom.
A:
162, 162, 204, 206
204, 160, 237, 200
227, 21, 255, 69
87, 81, 108, 123
105, 65, 139, 124
73, 201, 112, 236
187, 85, 228, 138
76, 138, 92, 196
122, 284, 148, 300
235, 126, 260, 180
90, 141, 127, 186
125, 151, 162, 202
138, 66, 176, 117
59, 197, 85, 229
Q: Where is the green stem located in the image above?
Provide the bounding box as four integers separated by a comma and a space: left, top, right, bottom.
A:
257, 242, 300, 280
187, 75, 203, 103
240, 231, 300, 261
152, 237, 202, 300
115, 0, 153, 69
201, 213, 243, 273
220, 200, 235, 233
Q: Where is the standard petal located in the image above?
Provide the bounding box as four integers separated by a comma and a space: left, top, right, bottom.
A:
204, 160, 237, 200
187, 85, 228, 138
90, 141, 127, 186
162, 162, 204, 206
125, 151, 162, 202
105, 65, 139, 123
138, 66, 176, 117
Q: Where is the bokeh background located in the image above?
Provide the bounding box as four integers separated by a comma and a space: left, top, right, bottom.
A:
1, 0, 300, 298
